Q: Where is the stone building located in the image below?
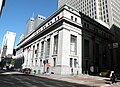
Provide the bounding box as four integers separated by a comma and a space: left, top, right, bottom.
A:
16, 5, 113, 75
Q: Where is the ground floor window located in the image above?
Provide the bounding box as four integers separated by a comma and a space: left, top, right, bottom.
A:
53, 58, 56, 67
70, 58, 73, 67
84, 39, 89, 57
35, 60, 37, 66
74, 59, 77, 68
70, 58, 78, 68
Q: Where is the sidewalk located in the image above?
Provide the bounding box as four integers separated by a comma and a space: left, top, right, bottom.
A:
35, 74, 120, 87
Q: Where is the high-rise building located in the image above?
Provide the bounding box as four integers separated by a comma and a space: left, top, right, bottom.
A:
19, 34, 25, 43
25, 15, 46, 35
16, 5, 114, 75
25, 18, 35, 35
0, 31, 16, 59
0, 0, 5, 16
58, 0, 120, 28
34, 15, 46, 28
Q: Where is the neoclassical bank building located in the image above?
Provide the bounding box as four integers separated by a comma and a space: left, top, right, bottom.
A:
16, 5, 113, 75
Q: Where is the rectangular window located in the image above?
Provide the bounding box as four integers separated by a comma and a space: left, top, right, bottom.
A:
70, 35, 77, 55
86, 60, 89, 69
35, 60, 37, 66
32, 46, 35, 58
96, 43, 99, 56
53, 58, 56, 67
71, 16, 73, 20
36, 43, 39, 57
74, 59, 77, 68
84, 22, 86, 27
84, 39, 89, 57
95, 43, 99, 65
32, 60, 33, 66
70, 58, 73, 67
75, 18, 77, 22
46, 39, 50, 55
40, 59, 42, 67
53, 35, 58, 54
87, 24, 89, 28
41, 41, 44, 56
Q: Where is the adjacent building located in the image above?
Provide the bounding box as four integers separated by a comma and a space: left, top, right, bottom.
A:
0, 31, 16, 59
25, 15, 46, 35
0, 0, 5, 16
16, 5, 113, 75
34, 15, 46, 29
58, 0, 120, 71
25, 18, 35, 35
58, 0, 120, 28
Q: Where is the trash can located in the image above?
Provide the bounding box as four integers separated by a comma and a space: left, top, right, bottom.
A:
34, 70, 36, 74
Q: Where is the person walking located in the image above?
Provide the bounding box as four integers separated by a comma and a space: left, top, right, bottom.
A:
111, 72, 117, 84
109, 71, 114, 80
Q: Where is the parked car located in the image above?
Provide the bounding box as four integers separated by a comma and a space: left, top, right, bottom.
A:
23, 68, 31, 74
99, 70, 110, 77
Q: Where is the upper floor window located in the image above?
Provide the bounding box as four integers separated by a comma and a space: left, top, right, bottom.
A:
53, 35, 58, 54
32, 46, 35, 58
36, 43, 39, 57
70, 58, 73, 67
70, 35, 77, 55
46, 38, 50, 55
74, 59, 77, 68
84, 22, 86, 27
75, 18, 77, 22
58, 16, 60, 19
71, 16, 73, 20
87, 24, 89, 28
41, 41, 44, 56
55, 18, 57, 21
53, 58, 56, 67
84, 39, 89, 57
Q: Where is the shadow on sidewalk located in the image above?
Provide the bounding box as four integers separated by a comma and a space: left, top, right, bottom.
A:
0, 73, 92, 87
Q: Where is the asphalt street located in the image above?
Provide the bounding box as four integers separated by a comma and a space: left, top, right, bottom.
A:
0, 70, 91, 87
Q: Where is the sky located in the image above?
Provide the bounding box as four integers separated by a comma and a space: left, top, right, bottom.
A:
0, 0, 57, 48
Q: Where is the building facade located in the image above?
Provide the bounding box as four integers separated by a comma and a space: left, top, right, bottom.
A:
0, 31, 16, 59
58, 0, 120, 28
16, 5, 113, 75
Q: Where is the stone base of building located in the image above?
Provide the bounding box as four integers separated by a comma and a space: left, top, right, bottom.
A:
31, 65, 82, 75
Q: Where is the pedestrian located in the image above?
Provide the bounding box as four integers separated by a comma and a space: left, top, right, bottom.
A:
109, 71, 114, 80
111, 72, 117, 84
